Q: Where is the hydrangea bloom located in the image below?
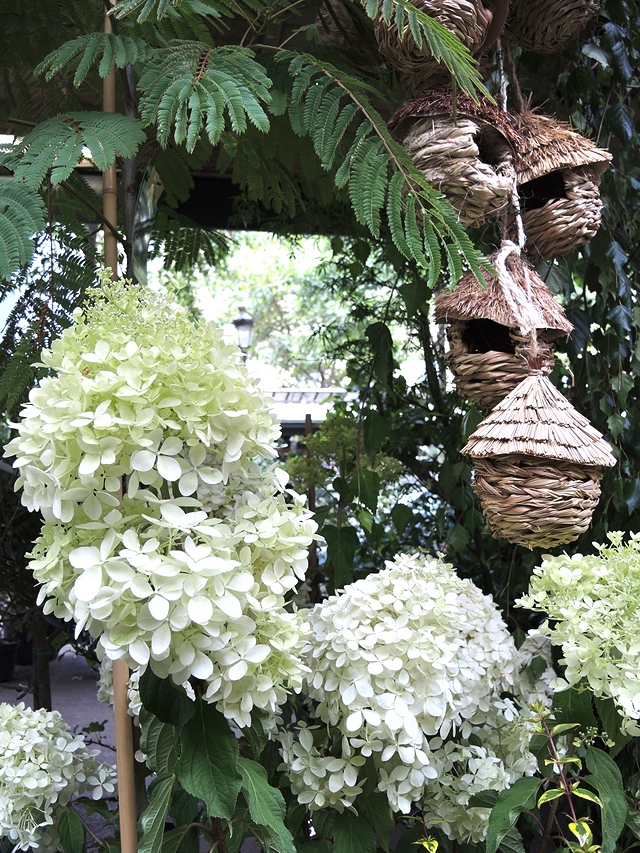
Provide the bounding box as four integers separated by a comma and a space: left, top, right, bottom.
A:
5, 278, 316, 728
278, 554, 540, 839
0, 703, 115, 852
517, 532, 640, 720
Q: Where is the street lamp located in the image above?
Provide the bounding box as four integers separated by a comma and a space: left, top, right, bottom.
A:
232, 306, 254, 360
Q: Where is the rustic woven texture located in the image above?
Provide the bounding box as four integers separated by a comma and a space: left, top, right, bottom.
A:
446, 325, 556, 409
509, 0, 601, 53
513, 111, 611, 185
472, 456, 603, 548
402, 116, 514, 227
316, 0, 378, 66
462, 373, 616, 467
523, 166, 603, 260
374, 0, 494, 96
463, 373, 615, 548
434, 251, 573, 333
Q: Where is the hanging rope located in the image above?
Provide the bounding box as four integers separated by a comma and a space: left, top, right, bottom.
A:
495, 38, 539, 362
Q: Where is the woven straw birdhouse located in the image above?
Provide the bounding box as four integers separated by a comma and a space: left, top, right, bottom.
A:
389, 91, 520, 229
462, 372, 616, 548
435, 249, 573, 410
509, 0, 600, 53
374, 0, 509, 96
514, 112, 611, 260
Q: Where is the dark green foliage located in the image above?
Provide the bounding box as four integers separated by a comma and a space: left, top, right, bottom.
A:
13, 112, 145, 188
138, 42, 272, 150
35, 32, 154, 86
0, 181, 46, 281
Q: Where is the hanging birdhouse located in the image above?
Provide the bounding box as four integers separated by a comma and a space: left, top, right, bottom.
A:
374, 0, 509, 96
434, 249, 573, 409
509, 0, 601, 53
514, 112, 611, 260
462, 371, 616, 548
389, 91, 519, 229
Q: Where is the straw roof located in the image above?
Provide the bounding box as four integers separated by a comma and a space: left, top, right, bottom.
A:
462, 373, 616, 467
514, 111, 611, 185
434, 252, 573, 335
388, 89, 521, 147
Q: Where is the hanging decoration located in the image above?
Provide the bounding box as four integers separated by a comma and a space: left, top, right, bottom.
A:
389, 90, 519, 228
508, 0, 601, 53
462, 370, 616, 548
435, 245, 572, 410
513, 112, 612, 260
374, 0, 509, 96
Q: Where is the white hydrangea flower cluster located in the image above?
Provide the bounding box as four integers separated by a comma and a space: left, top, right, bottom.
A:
517, 532, 640, 721
0, 702, 116, 852
278, 554, 540, 840
5, 278, 316, 728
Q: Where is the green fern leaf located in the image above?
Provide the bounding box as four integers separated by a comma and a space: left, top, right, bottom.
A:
423, 218, 441, 287
138, 42, 271, 151
386, 171, 411, 258
35, 33, 154, 87
13, 113, 145, 189
0, 182, 46, 281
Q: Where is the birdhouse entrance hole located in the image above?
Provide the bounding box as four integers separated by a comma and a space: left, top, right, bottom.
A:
461, 319, 516, 355
519, 171, 567, 213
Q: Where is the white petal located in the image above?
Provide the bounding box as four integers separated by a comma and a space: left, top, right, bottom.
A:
216, 594, 242, 620
345, 711, 363, 733
161, 437, 183, 456
79, 455, 101, 476
149, 595, 170, 621
73, 566, 104, 603
189, 445, 206, 467
129, 639, 150, 665
131, 450, 156, 472
226, 572, 254, 593
191, 651, 213, 679
69, 546, 101, 570
227, 660, 248, 681
158, 455, 182, 481
178, 470, 198, 496
188, 596, 214, 625
151, 623, 172, 657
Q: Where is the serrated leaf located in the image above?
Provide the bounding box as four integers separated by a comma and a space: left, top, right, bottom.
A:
363, 410, 390, 461
140, 708, 177, 773
175, 699, 241, 819
238, 758, 294, 853
57, 807, 85, 853
537, 788, 565, 807
139, 774, 176, 853
323, 523, 360, 586
139, 668, 195, 731
571, 787, 602, 806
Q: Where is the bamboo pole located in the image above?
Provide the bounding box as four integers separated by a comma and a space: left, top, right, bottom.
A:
112, 659, 138, 853
102, 3, 118, 278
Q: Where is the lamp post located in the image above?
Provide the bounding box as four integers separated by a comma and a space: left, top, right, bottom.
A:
232, 306, 254, 361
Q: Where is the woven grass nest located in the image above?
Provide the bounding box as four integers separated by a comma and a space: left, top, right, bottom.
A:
374, 0, 509, 96
462, 372, 616, 548
509, 0, 601, 53
514, 112, 612, 259
389, 91, 521, 229
435, 251, 573, 409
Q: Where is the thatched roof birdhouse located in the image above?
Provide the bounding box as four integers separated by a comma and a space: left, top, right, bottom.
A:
514, 112, 612, 260
509, 0, 601, 53
375, 0, 509, 97
462, 372, 616, 548
389, 91, 520, 229
435, 247, 573, 409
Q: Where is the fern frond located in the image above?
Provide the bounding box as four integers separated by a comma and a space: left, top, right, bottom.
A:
138, 42, 271, 151
35, 33, 154, 87
282, 52, 487, 283
0, 181, 46, 281
13, 112, 146, 189
361, 0, 490, 101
